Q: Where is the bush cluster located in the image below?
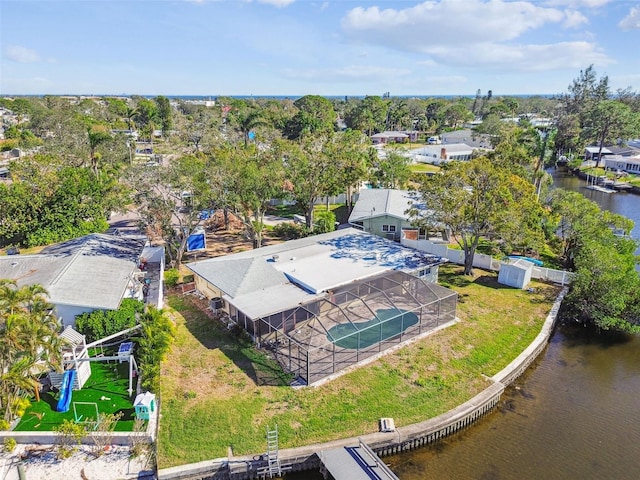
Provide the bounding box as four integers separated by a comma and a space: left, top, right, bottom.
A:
75, 299, 144, 343
272, 222, 309, 240
164, 268, 179, 287
135, 307, 175, 392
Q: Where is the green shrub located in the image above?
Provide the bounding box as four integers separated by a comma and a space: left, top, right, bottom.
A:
314, 210, 336, 234
135, 307, 176, 393
75, 299, 143, 343
11, 397, 31, 418
3, 437, 16, 453
54, 419, 85, 459
273, 222, 309, 240
164, 268, 179, 287
0, 419, 10, 431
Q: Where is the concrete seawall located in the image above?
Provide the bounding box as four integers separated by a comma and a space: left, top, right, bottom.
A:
157, 287, 569, 480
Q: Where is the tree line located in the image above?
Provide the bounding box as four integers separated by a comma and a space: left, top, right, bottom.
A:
1, 67, 640, 334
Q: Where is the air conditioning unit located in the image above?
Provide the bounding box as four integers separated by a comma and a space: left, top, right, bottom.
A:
210, 297, 223, 310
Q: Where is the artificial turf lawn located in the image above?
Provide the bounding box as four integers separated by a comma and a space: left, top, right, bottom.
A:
15, 359, 138, 432
327, 308, 419, 349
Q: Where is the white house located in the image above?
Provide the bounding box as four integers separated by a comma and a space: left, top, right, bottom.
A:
0, 233, 154, 326
604, 154, 640, 174
186, 228, 455, 385
412, 143, 479, 164
584, 146, 613, 163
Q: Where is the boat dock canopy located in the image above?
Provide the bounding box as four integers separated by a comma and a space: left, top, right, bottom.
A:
318, 440, 399, 480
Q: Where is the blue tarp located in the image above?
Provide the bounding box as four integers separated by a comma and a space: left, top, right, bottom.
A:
187, 232, 206, 252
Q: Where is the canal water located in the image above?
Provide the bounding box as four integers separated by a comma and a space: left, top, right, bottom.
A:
384, 168, 640, 480
286, 168, 640, 480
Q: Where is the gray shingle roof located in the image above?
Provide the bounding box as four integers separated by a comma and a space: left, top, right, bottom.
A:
348, 189, 420, 222
0, 233, 146, 310
186, 256, 288, 297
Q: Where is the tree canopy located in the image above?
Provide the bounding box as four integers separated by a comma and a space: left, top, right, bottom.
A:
411, 157, 544, 275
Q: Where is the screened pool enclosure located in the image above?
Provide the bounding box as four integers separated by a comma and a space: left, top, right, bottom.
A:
257, 271, 457, 385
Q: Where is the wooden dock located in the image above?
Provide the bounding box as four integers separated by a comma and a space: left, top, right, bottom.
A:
586, 185, 617, 193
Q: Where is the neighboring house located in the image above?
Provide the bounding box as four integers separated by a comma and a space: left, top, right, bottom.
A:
186, 228, 453, 385
412, 143, 478, 164
604, 154, 640, 174
584, 146, 613, 163
348, 188, 423, 241
370, 130, 419, 145
0, 233, 160, 327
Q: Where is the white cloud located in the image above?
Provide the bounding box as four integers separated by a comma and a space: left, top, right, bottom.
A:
184, 0, 295, 5
619, 7, 640, 30
611, 73, 640, 89
563, 9, 589, 28
544, 0, 611, 8
417, 59, 438, 67
282, 65, 412, 82
340, 1, 614, 73
432, 41, 613, 71
254, 0, 295, 7
342, 0, 566, 49
4, 45, 41, 63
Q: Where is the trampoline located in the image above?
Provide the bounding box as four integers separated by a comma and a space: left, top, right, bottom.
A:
327, 308, 419, 349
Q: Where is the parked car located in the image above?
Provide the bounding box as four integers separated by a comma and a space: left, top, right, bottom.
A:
427, 136, 441, 145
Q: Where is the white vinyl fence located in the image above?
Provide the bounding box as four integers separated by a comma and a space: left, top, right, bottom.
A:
402, 237, 573, 286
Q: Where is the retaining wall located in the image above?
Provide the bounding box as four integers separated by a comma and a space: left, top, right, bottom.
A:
157, 287, 568, 480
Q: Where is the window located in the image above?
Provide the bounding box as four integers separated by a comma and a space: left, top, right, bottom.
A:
382, 225, 396, 233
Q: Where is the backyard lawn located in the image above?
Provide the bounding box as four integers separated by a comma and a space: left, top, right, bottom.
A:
157, 265, 561, 468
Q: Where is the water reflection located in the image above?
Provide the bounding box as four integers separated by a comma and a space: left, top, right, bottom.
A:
386, 324, 640, 480
550, 168, 640, 258
384, 170, 640, 479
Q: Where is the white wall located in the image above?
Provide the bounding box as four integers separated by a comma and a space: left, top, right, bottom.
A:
55, 304, 96, 328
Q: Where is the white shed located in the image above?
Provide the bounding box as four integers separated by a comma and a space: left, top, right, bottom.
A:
498, 258, 534, 289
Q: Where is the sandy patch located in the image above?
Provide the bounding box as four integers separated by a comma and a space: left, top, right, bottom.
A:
0, 444, 154, 480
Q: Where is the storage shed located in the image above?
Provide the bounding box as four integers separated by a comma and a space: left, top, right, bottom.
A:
498, 258, 534, 289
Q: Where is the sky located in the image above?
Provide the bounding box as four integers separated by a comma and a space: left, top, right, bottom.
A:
1, 0, 639, 97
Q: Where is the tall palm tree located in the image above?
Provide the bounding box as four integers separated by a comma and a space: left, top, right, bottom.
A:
229, 108, 270, 147
0, 281, 61, 419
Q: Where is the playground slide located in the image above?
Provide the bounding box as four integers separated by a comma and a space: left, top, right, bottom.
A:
56, 369, 76, 413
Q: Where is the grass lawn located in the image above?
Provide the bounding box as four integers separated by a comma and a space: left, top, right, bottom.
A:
313, 204, 349, 224
409, 163, 440, 174
15, 358, 139, 432
157, 265, 561, 468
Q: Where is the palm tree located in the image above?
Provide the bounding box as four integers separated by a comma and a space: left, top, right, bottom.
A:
0, 281, 61, 419
125, 106, 138, 131
229, 108, 270, 147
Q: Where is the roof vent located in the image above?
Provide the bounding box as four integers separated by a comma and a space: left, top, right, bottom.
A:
272, 254, 279, 262
11, 261, 19, 267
